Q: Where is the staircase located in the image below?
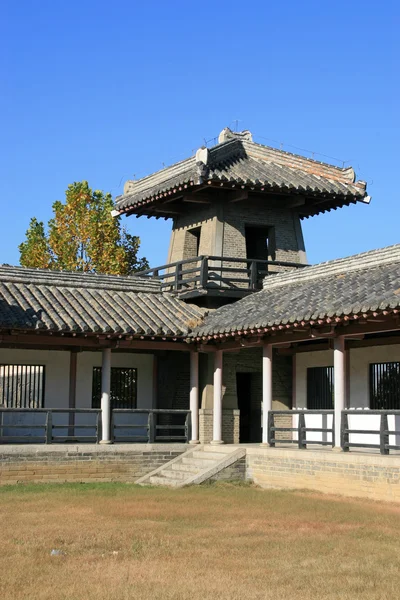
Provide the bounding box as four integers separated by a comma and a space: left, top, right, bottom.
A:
135, 445, 246, 488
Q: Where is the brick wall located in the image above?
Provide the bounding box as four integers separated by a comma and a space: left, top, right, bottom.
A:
223, 348, 293, 411
207, 456, 246, 482
222, 202, 305, 265
168, 206, 216, 263
199, 409, 240, 444
166, 198, 307, 267
246, 447, 400, 503
0, 445, 187, 485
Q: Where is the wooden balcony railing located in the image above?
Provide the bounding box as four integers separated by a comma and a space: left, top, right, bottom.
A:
0, 409, 191, 444
136, 255, 307, 295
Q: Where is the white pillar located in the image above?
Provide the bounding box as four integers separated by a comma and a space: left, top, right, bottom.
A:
262, 343, 273, 445
211, 350, 224, 445
189, 351, 199, 444
100, 348, 112, 444
334, 336, 346, 449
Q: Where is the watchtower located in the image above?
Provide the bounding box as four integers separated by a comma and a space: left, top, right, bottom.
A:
114, 128, 369, 307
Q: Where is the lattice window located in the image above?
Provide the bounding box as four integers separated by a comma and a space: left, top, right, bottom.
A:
307, 366, 334, 409
370, 362, 400, 410
0, 364, 45, 408
92, 367, 137, 409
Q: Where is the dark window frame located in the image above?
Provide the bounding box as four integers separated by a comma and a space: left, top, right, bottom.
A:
92, 367, 137, 409
306, 366, 334, 409
244, 224, 276, 261
369, 361, 400, 410
0, 364, 45, 408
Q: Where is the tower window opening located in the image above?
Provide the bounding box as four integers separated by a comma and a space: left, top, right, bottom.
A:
245, 225, 275, 261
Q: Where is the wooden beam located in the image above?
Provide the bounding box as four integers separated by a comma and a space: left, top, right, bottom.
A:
284, 196, 306, 208
0, 333, 191, 352
196, 317, 400, 351
182, 194, 211, 204
229, 190, 249, 203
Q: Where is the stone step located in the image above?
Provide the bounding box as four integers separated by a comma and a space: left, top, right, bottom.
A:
171, 462, 201, 474
149, 475, 179, 486
203, 445, 237, 454
191, 450, 226, 460
160, 469, 187, 480
181, 457, 219, 468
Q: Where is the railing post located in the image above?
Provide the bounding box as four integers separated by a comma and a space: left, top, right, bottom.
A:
110, 410, 115, 443
249, 260, 258, 290
199, 257, 208, 288
174, 263, 182, 291
96, 412, 102, 444
0, 410, 3, 441
46, 411, 52, 444
185, 412, 192, 443
380, 412, 389, 455
267, 411, 275, 447
148, 412, 155, 443
189, 351, 199, 444
298, 412, 306, 449
341, 411, 349, 452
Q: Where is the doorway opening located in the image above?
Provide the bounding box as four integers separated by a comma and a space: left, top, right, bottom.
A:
236, 372, 262, 443
245, 225, 275, 261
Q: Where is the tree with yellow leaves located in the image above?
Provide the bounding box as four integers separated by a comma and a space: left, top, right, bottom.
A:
19, 181, 148, 275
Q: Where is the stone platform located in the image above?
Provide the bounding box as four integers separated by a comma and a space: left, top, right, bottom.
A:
2, 444, 400, 503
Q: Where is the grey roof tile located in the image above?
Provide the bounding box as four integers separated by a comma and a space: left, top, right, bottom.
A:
115, 136, 368, 215
194, 244, 400, 337
0, 266, 205, 337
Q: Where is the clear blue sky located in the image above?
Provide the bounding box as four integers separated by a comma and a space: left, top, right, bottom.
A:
1, 0, 398, 267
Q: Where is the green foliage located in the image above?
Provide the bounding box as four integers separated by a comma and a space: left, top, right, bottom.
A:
19, 218, 52, 269
19, 181, 148, 275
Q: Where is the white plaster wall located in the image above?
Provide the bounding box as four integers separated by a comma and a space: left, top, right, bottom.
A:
349, 344, 400, 408
295, 344, 400, 447
76, 352, 154, 409
0, 348, 70, 408
0, 348, 154, 409
295, 349, 333, 409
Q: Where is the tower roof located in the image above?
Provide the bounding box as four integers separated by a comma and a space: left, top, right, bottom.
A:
114, 128, 370, 219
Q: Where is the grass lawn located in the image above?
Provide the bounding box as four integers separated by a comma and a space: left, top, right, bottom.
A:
1, 482, 400, 600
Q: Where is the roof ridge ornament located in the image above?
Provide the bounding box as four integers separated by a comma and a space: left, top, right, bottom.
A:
195, 146, 209, 183
218, 127, 253, 144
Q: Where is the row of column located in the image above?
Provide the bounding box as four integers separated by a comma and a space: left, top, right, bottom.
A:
100, 338, 347, 447
189, 337, 347, 448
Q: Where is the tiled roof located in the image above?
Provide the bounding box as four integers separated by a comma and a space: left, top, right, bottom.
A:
193, 244, 400, 338
0, 266, 205, 337
115, 131, 369, 218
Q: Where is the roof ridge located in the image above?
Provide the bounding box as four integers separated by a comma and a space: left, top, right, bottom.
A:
117, 154, 196, 203
0, 265, 162, 293
262, 244, 400, 291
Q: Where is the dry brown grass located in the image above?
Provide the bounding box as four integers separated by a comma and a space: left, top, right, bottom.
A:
1, 482, 400, 600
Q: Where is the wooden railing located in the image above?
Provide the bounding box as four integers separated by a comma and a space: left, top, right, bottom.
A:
0, 408, 192, 444
341, 410, 400, 454
268, 410, 335, 448
111, 409, 191, 443
137, 255, 307, 293
0, 409, 102, 444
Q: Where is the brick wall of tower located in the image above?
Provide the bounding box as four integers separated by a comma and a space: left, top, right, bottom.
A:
222, 202, 305, 264
166, 199, 306, 267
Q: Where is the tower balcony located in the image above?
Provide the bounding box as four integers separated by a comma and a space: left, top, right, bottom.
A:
136, 255, 308, 303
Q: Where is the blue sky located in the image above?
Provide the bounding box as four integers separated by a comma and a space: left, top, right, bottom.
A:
1, 0, 398, 268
